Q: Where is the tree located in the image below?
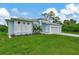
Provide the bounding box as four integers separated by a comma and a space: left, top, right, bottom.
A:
42, 11, 60, 23
48, 11, 55, 17
70, 19, 76, 24
52, 16, 60, 23
63, 19, 76, 25
42, 13, 48, 20
63, 20, 70, 25
42, 11, 55, 20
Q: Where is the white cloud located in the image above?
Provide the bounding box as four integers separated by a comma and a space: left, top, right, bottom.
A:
0, 8, 10, 25
42, 8, 58, 16
21, 12, 28, 16
58, 14, 67, 22
0, 8, 28, 25
11, 8, 28, 17
42, 4, 79, 22
60, 3, 79, 15
0, 8, 10, 19
60, 9, 70, 15
11, 8, 19, 13
60, 4, 78, 15
66, 4, 78, 14
11, 16, 18, 18
59, 3, 79, 22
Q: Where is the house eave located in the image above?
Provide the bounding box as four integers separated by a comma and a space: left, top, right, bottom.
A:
5, 18, 38, 22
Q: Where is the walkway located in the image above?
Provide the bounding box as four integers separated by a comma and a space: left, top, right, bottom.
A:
58, 33, 79, 37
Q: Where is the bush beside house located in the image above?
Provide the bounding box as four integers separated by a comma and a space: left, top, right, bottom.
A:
0, 25, 8, 32
33, 25, 42, 34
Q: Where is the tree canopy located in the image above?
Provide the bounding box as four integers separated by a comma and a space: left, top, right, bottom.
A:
63, 19, 76, 25
42, 11, 60, 23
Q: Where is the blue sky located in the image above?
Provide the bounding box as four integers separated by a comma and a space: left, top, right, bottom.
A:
0, 3, 68, 18
0, 3, 79, 24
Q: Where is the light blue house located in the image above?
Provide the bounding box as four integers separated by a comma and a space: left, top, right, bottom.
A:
6, 18, 62, 38
41, 19, 62, 34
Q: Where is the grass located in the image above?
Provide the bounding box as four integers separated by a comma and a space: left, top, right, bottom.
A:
64, 31, 79, 34
0, 32, 79, 55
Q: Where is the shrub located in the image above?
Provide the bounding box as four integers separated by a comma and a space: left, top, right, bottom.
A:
33, 25, 42, 34
0, 25, 8, 32
62, 24, 79, 32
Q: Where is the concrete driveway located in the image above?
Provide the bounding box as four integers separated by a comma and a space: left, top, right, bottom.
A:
58, 33, 79, 37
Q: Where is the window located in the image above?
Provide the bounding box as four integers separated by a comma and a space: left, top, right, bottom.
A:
23, 22, 25, 24
27, 22, 30, 25
18, 21, 20, 24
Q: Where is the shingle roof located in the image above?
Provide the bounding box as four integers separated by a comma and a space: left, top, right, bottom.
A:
6, 18, 38, 22
42, 20, 61, 25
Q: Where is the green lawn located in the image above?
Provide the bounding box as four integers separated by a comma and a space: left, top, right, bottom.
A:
0, 32, 79, 55
64, 31, 79, 34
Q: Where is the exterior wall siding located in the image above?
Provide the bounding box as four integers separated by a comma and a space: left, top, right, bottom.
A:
14, 21, 33, 35
51, 25, 61, 34
42, 24, 50, 34
42, 24, 61, 34
8, 21, 14, 35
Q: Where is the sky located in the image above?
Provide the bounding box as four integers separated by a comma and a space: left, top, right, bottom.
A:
0, 3, 79, 25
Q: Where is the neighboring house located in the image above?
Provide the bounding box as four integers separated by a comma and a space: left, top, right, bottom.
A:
6, 18, 62, 38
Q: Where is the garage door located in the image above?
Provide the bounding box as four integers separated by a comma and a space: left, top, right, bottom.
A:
51, 27, 60, 34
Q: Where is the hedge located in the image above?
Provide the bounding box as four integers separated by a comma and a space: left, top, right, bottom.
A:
62, 24, 79, 32
0, 25, 8, 32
